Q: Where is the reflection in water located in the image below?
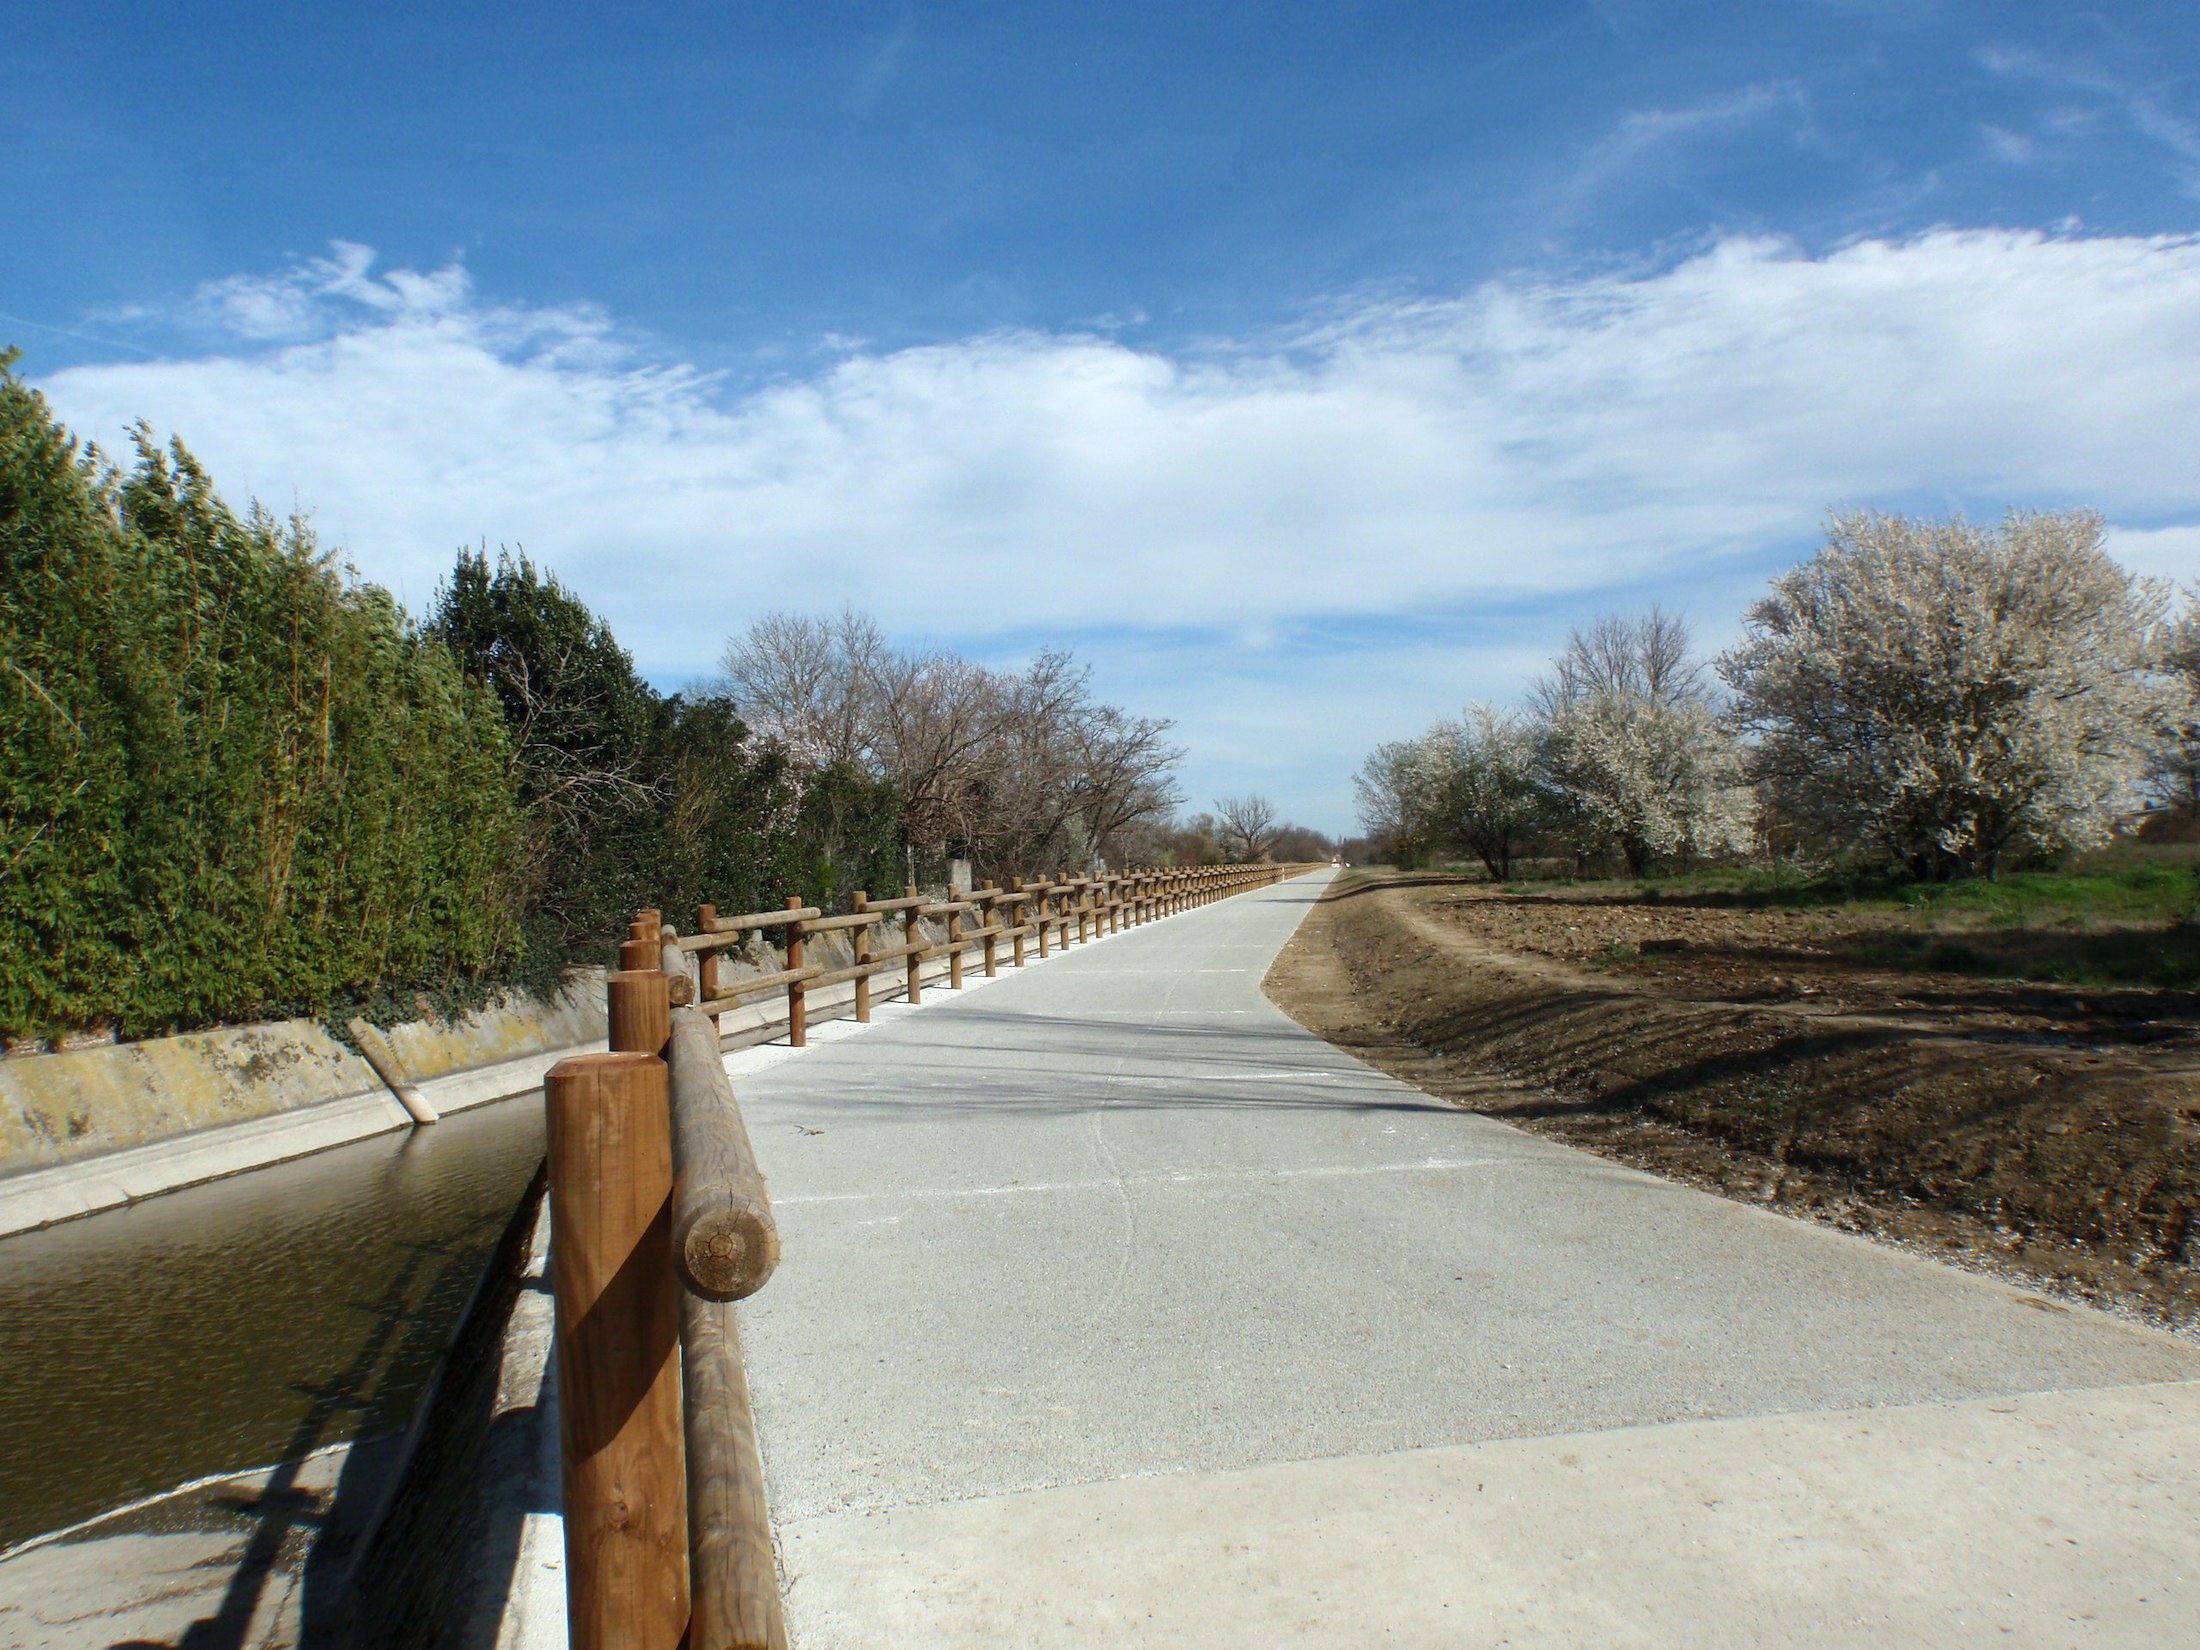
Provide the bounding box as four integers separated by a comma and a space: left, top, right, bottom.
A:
0, 1096, 544, 1551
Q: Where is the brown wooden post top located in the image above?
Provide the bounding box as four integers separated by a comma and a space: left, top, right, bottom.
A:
608, 968, 672, 1057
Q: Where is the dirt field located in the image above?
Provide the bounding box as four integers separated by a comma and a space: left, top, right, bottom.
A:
1264, 870, 2200, 1330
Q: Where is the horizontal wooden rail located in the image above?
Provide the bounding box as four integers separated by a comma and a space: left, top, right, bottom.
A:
858, 892, 931, 912
703, 906, 822, 934
666, 1006, 780, 1302
681, 1291, 787, 1650
800, 910, 884, 934
696, 964, 821, 1013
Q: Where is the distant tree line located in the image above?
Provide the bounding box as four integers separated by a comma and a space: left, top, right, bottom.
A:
1, 360, 1189, 1043
721, 608, 1187, 882
1105, 794, 1335, 869
1358, 509, 2186, 882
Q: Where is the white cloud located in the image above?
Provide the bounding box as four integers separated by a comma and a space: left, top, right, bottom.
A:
33, 229, 2200, 826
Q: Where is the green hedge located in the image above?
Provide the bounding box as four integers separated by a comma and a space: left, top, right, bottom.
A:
1, 358, 525, 1040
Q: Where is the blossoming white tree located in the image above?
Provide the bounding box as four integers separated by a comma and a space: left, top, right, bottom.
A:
1352, 735, 1450, 865
1426, 704, 1544, 880
1536, 691, 1753, 874
1534, 611, 1752, 874
1719, 509, 2169, 880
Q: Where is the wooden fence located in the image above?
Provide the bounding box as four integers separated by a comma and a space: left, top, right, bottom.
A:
542, 862, 1321, 1650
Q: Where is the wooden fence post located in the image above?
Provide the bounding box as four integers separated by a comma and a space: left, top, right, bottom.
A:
695, 906, 722, 1038
1010, 879, 1028, 966
609, 968, 672, 1058
544, 1050, 690, 1650
981, 883, 1001, 976
852, 893, 873, 1023
947, 899, 965, 989
783, 897, 808, 1048
904, 885, 923, 1005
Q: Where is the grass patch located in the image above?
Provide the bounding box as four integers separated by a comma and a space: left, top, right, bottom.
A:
1833, 924, 2200, 990
1532, 858, 2200, 924
1482, 845, 2200, 991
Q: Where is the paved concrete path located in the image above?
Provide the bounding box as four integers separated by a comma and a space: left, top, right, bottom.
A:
731, 872, 2200, 1647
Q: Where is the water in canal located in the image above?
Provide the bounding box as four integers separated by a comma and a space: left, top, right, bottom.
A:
0, 1097, 546, 1552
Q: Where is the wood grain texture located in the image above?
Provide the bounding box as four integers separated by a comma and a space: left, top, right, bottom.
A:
666, 1007, 781, 1302
681, 1291, 790, 1650
609, 969, 672, 1057
545, 1051, 690, 1650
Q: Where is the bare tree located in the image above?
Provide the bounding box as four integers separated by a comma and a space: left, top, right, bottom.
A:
720, 606, 886, 770
720, 609, 1183, 879
1064, 701, 1183, 862
867, 647, 1012, 858
1214, 794, 1283, 861
1531, 606, 1707, 715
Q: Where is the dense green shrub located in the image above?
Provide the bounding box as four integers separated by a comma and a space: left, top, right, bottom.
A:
626, 698, 907, 926
3, 360, 910, 1040
1, 358, 525, 1040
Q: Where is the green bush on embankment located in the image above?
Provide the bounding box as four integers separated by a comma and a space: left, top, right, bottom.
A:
1, 355, 526, 1042
2, 356, 914, 1047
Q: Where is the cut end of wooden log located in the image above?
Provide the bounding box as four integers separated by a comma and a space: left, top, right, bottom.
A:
677, 1200, 782, 1300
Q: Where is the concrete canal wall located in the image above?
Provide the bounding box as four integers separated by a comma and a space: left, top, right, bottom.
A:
0, 916, 959, 1240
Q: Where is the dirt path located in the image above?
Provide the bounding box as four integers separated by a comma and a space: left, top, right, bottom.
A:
1265, 871, 2200, 1330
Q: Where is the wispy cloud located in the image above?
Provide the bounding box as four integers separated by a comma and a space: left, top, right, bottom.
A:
1979, 44, 2200, 197
1547, 81, 1803, 224
850, 6, 916, 108
33, 229, 2200, 825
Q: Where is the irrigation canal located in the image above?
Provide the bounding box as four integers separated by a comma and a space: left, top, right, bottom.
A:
0, 1093, 544, 1553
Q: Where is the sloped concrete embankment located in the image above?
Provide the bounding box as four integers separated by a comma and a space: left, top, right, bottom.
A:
0, 914, 964, 1237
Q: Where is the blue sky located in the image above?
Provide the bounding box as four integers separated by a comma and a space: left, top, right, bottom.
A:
10, 2, 2200, 832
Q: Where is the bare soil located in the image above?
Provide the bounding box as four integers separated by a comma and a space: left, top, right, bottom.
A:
1264, 871, 2200, 1330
